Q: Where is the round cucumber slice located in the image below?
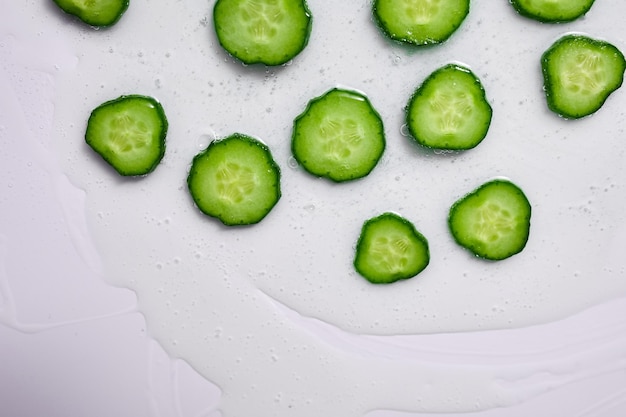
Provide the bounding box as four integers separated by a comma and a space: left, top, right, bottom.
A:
509, 0, 596, 23
406, 63, 492, 150
85, 95, 167, 177
373, 0, 469, 46
187, 133, 281, 226
354, 212, 430, 284
53, 0, 129, 27
448, 179, 531, 261
292, 88, 386, 182
213, 0, 312, 66
542, 34, 626, 119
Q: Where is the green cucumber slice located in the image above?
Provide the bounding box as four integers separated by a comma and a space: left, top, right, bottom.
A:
509, 0, 595, 23
292, 88, 385, 182
187, 133, 281, 226
53, 0, 129, 27
406, 64, 492, 150
448, 179, 531, 261
213, 0, 312, 66
85, 95, 167, 177
354, 212, 430, 284
542, 34, 626, 119
373, 0, 469, 46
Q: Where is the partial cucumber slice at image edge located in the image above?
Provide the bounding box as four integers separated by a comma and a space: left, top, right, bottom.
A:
509, 0, 595, 23
53, 0, 130, 27
354, 212, 430, 284
542, 34, 626, 119
213, 0, 313, 66
448, 179, 531, 261
187, 133, 281, 226
406, 63, 492, 150
85, 95, 167, 177
373, 0, 470, 46
292, 87, 386, 182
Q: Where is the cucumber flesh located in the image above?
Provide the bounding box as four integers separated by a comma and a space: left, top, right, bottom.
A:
292, 88, 385, 182
406, 63, 492, 150
373, 0, 469, 46
354, 212, 430, 284
85, 95, 167, 176
213, 0, 312, 66
510, 0, 595, 23
542, 34, 626, 119
448, 179, 531, 261
53, 0, 129, 27
187, 133, 281, 226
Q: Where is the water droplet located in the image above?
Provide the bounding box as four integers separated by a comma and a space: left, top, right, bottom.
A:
287, 156, 298, 169
400, 123, 410, 136
198, 133, 214, 150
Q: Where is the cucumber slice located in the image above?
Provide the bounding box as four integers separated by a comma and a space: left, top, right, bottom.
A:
509, 0, 595, 23
292, 88, 385, 182
213, 0, 312, 66
187, 133, 281, 226
406, 64, 492, 150
354, 212, 430, 284
53, 0, 129, 27
542, 34, 626, 119
448, 179, 531, 261
373, 0, 469, 46
85, 95, 167, 177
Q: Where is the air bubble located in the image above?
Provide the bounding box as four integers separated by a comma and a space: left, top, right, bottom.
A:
400, 124, 410, 136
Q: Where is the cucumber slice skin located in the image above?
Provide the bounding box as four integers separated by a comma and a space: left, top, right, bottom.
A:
542, 34, 626, 119
85, 95, 167, 177
448, 180, 531, 261
509, 0, 595, 23
187, 133, 281, 226
406, 64, 492, 150
53, 0, 129, 27
213, 0, 313, 66
354, 212, 430, 284
373, 0, 470, 46
292, 88, 386, 182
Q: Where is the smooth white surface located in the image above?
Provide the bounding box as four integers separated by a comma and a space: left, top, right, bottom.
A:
2, 1, 626, 416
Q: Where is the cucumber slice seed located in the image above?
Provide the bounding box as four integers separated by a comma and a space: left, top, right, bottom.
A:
187, 133, 281, 226
406, 63, 492, 150
542, 34, 626, 119
53, 0, 129, 27
448, 179, 531, 261
373, 0, 470, 46
85, 95, 167, 176
354, 212, 430, 284
292, 88, 386, 182
213, 0, 313, 66
509, 0, 595, 23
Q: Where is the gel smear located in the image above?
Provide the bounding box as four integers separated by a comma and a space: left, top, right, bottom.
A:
7, 0, 626, 417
